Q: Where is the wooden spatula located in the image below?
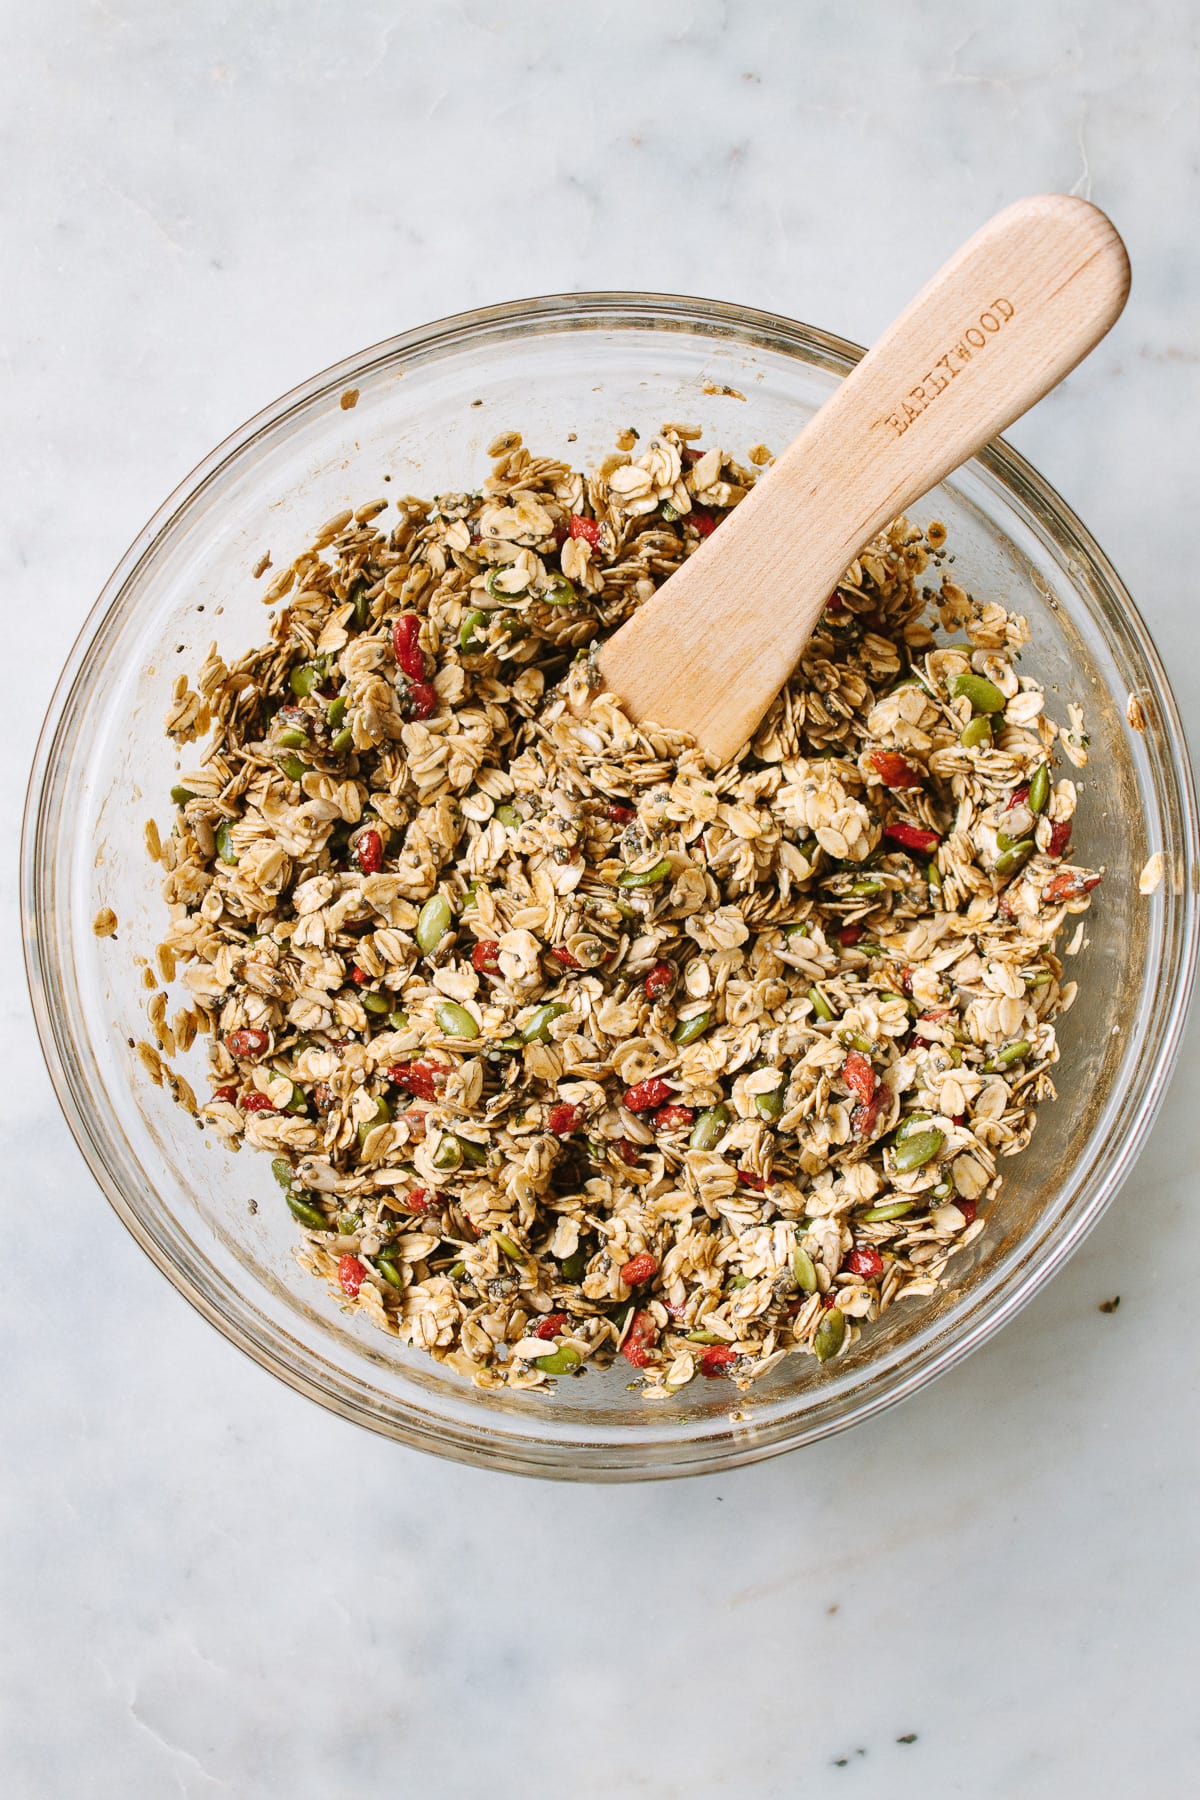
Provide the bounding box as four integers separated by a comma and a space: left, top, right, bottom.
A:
597, 194, 1130, 766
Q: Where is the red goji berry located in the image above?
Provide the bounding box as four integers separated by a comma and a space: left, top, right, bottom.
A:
841, 1050, 875, 1106
471, 939, 500, 975
355, 828, 383, 874
621, 1308, 657, 1367
408, 680, 438, 720
820, 1291, 838, 1309
569, 513, 601, 548
826, 591, 845, 612
845, 1244, 884, 1280
624, 1076, 673, 1112
652, 1104, 695, 1132
691, 508, 716, 536
350, 965, 368, 985
699, 1343, 737, 1376
869, 749, 922, 788
535, 1312, 567, 1340
620, 1253, 658, 1287
956, 1198, 978, 1226
338, 1254, 367, 1297
738, 1170, 767, 1190
391, 614, 427, 680
225, 1027, 269, 1058
240, 1092, 276, 1112
552, 946, 581, 968
614, 1137, 641, 1166
211, 1085, 238, 1106
1046, 820, 1073, 858
552, 518, 570, 547
839, 923, 863, 947
951, 1112, 966, 1128
850, 1083, 889, 1139
885, 821, 941, 853
387, 1061, 440, 1101
919, 1007, 953, 1023
643, 959, 674, 1000
405, 1186, 434, 1212
1045, 870, 1102, 904
606, 802, 635, 824
547, 1103, 582, 1137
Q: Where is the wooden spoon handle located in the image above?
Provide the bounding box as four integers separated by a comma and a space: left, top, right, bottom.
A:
598, 195, 1130, 766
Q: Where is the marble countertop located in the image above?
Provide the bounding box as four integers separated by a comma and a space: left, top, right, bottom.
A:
4, 4, 1197, 1794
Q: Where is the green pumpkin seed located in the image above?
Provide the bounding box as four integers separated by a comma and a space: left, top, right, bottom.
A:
289, 662, 322, 697
351, 585, 371, 628
686, 1330, 725, 1344
1028, 763, 1050, 814
559, 1248, 587, 1281
985, 1038, 1031, 1070
541, 574, 576, 606
689, 1105, 729, 1152
535, 1344, 581, 1374
362, 992, 390, 1015
215, 819, 238, 865
927, 859, 943, 891
672, 1009, 713, 1047
387, 1009, 409, 1030
356, 1096, 391, 1146
432, 1135, 463, 1171
861, 1199, 917, 1222
286, 1193, 327, 1230
851, 876, 884, 896
169, 784, 196, 806
276, 726, 309, 749
459, 608, 489, 652
435, 1000, 479, 1039
617, 856, 672, 889
784, 922, 810, 939
329, 726, 354, 754
485, 568, 524, 602
949, 672, 1006, 714
270, 1157, 294, 1190
792, 1246, 818, 1292
520, 1001, 568, 1043
447, 1260, 466, 1280
283, 1082, 308, 1115
995, 839, 1034, 878
890, 1128, 945, 1172
278, 753, 308, 782
326, 695, 347, 728
493, 1232, 522, 1259
375, 1254, 402, 1290
813, 1307, 846, 1362
755, 1084, 785, 1122
494, 803, 522, 830
840, 1030, 874, 1055
416, 894, 452, 954
959, 714, 993, 749
808, 986, 835, 1022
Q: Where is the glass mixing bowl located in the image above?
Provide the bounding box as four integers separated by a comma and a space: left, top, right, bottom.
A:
23, 295, 1197, 1480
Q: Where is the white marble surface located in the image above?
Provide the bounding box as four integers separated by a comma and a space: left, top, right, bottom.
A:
3, 3, 1198, 1794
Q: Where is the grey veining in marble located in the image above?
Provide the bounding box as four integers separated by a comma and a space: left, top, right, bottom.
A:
2, 3, 1197, 1795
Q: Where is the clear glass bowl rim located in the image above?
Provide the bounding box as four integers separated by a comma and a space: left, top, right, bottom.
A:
21, 291, 1199, 1480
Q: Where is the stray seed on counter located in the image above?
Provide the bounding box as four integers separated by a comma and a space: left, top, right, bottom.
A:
339, 387, 359, 410
141, 426, 1103, 1398
1099, 1296, 1121, 1313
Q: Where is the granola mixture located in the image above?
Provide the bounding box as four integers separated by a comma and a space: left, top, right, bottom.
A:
148, 425, 1102, 1396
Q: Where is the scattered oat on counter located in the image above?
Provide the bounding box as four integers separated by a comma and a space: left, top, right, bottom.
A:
1126, 693, 1148, 733
144, 426, 1103, 1396
1139, 851, 1164, 895
93, 907, 119, 938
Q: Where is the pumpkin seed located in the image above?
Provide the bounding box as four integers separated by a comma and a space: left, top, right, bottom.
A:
1028, 763, 1050, 814
494, 804, 522, 830
960, 713, 993, 749
493, 1232, 522, 1259
813, 1307, 846, 1362
617, 856, 672, 889
890, 1127, 944, 1172
808, 985, 835, 1022
416, 894, 452, 954
949, 672, 1006, 714
985, 1038, 1031, 1070
861, 1199, 917, 1222
286, 1193, 327, 1230
689, 1105, 729, 1152
521, 1001, 568, 1043
792, 1246, 818, 1292
435, 1000, 479, 1039
672, 1009, 713, 1047
535, 1344, 581, 1374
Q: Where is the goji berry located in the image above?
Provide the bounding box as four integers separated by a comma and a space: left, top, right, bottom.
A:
552, 518, 569, 548
471, 939, 500, 975
408, 680, 438, 720
624, 1076, 673, 1112
820, 1291, 838, 1308
643, 959, 674, 1000
338, 1254, 367, 1297
1046, 820, 1073, 858
951, 1113, 966, 1128
355, 828, 383, 874
621, 1252, 658, 1287
826, 591, 845, 612
1006, 783, 1031, 811
405, 1186, 433, 1212
900, 967, 913, 995
845, 1244, 884, 1280
699, 1343, 737, 1376
547, 1102, 582, 1137
841, 1049, 875, 1105
313, 1082, 335, 1115
552, 946, 581, 968
606, 802, 635, 824
387, 1061, 440, 1101
839, 923, 863, 947
850, 1083, 889, 1139
391, 614, 427, 680
350, 965, 368, 985
240, 1092, 276, 1112
569, 513, 601, 548
956, 1198, 978, 1226
1045, 870, 1102, 904
691, 508, 716, 536
614, 1137, 641, 1166
621, 1308, 657, 1367
534, 1312, 567, 1340
885, 821, 941, 853
225, 1027, 269, 1058
869, 749, 922, 788
738, 1170, 768, 1190
652, 1104, 695, 1132
919, 1007, 953, 1023
212, 1084, 238, 1106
